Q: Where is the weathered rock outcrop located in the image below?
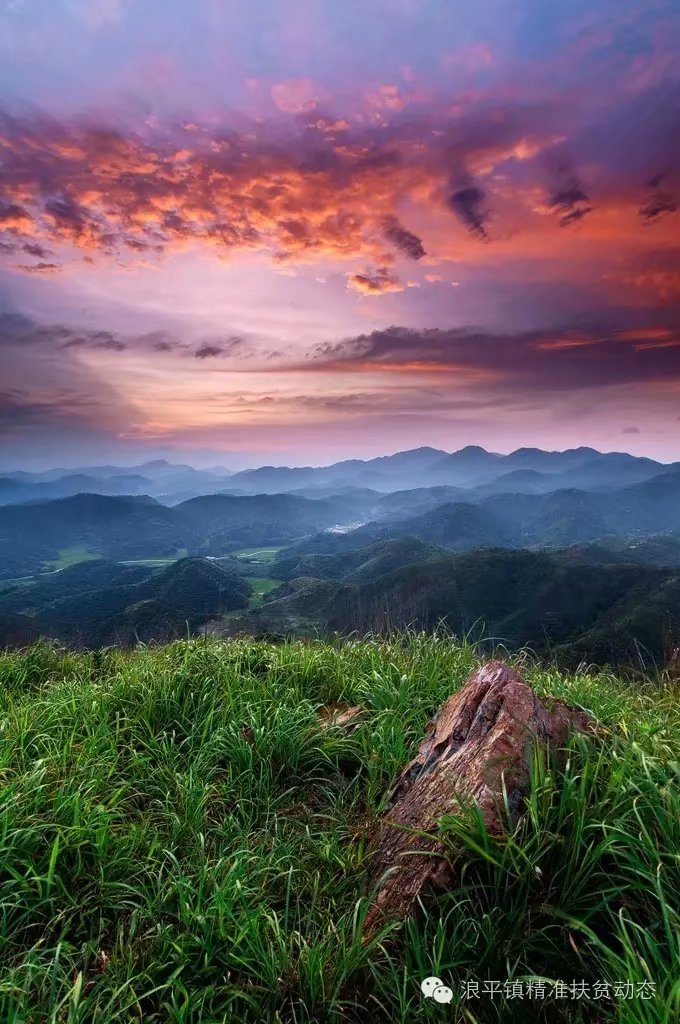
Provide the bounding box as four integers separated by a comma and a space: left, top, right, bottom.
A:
365, 661, 593, 934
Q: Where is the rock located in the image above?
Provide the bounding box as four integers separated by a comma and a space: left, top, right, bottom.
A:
364, 660, 593, 935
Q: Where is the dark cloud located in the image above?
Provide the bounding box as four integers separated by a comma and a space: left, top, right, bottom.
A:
640, 173, 678, 222
309, 321, 680, 391
96, 337, 126, 352
194, 336, 250, 359
194, 345, 224, 359
545, 161, 593, 227
22, 242, 52, 259
0, 316, 255, 361
622, 426, 640, 434
16, 262, 60, 274
44, 195, 91, 241
448, 184, 489, 241
381, 216, 425, 259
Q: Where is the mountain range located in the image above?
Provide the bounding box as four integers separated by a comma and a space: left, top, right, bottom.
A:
1, 444, 679, 666
218, 445, 673, 494
1, 446, 676, 508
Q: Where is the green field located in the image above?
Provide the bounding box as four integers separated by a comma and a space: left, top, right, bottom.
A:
233, 545, 284, 562
248, 575, 282, 606
0, 635, 678, 1022
122, 548, 189, 568
44, 544, 98, 570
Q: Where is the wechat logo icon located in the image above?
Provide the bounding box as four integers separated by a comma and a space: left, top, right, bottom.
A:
421, 976, 454, 1004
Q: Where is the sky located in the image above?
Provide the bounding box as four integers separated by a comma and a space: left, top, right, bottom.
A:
0, 0, 679, 469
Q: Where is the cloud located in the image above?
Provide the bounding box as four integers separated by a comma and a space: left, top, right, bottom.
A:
308, 321, 680, 390
0, 315, 254, 362
0, 37, 677, 294
194, 344, 224, 359
0, 82, 670, 282
448, 184, 489, 241
271, 79, 321, 114
381, 216, 425, 259
622, 426, 640, 434
545, 160, 593, 227
15, 261, 59, 274
0, 315, 139, 441
347, 267, 404, 295
194, 336, 250, 359
640, 173, 678, 222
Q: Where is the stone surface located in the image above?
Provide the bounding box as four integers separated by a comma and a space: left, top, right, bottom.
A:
364, 660, 593, 934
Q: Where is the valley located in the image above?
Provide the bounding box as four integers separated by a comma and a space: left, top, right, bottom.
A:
1, 445, 680, 668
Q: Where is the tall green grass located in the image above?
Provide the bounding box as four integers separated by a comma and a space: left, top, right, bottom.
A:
0, 634, 678, 1022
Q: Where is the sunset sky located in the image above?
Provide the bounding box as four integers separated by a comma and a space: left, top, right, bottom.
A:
1, 0, 679, 468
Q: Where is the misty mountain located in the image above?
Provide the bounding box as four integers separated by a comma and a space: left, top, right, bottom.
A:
0, 473, 155, 505
0, 461, 236, 506
287, 473, 680, 558
219, 447, 449, 493
2, 447, 673, 511
215, 446, 673, 495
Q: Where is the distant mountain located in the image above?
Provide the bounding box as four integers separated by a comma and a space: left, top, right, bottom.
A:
373, 485, 468, 519
214, 446, 673, 495
2, 459, 231, 483
0, 473, 156, 505
427, 445, 503, 484
220, 447, 448, 494
2, 447, 673, 508
0, 461, 236, 506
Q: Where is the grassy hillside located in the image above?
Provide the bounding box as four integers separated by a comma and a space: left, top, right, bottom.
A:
0, 636, 678, 1023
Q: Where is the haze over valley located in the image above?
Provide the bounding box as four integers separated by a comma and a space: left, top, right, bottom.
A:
1, 443, 679, 667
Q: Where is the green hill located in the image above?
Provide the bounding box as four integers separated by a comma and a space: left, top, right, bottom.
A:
0, 636, 677, 1022
0, 494, 186, 579
236, 548, 680, 667
1, 557, 251, 647
271, 537, 445, 584
0, 491, 366, 580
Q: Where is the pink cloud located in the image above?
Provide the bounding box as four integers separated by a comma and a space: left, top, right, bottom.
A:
271, 78, 321, 114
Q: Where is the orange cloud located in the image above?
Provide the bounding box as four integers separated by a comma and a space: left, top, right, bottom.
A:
0, 97, 677, 295
533, 333, 601, 351
347, 267, 404, 295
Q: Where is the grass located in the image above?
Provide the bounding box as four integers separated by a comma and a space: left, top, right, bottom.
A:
0, 633, 678, 1022
44, 545, 99, 570
248, 576, 282, 607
